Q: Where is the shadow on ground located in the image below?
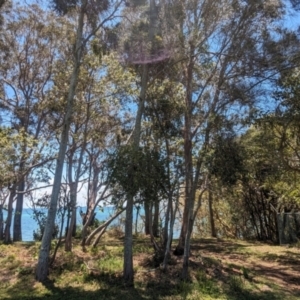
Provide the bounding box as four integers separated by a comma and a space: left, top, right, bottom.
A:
4, 271, 182, 300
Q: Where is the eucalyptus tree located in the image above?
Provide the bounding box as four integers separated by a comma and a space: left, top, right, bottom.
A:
143, 76, 185, 266
157, 0, 296, 279
269, 67, 300, 173
36, 0, 122, 282
47, 42, 100, 252
81, 52, 137, 247
117, 0, 176, 283
0, 3, 66, 241
0, 128, 27, 242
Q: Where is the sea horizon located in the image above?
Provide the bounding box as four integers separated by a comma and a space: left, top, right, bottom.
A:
2, 206, 180, 241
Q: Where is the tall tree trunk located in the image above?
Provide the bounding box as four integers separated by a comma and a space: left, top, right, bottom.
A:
124, 62, 149, 285
4, 186, 16, 244
13, 179, 25, 241
152, 198, 159, 238
0, 204, 3, 240
175, 41, 195, 257
144, 201, 150, 235
162, 190, 179, 270
65, 129, 86, 251
65, 182, 77, 251
181, 40, 198, 280
163, 196, 171, 249
208, 188, 216, 238
35, 4, 85, 282
135, 205, 140, 235
123, 0, 157, 284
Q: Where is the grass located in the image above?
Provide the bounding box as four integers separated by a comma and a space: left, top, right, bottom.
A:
0, 235, 300, 300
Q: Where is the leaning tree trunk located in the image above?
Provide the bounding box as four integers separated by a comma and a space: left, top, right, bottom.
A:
81, 181, 108, 247
35, 5, 85, 282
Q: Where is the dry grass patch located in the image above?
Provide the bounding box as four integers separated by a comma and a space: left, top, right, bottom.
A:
0, 236, 300, 299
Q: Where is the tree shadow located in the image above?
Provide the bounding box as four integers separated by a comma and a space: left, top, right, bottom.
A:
4, 271, 184, 300
191, 238, 249, 254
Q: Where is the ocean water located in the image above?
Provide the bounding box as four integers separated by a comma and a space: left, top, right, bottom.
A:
3, 207, 180, 241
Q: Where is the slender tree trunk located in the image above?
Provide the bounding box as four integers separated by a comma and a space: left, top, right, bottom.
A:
0, 204, 3, 240
124, 62, 149, 285
86, 208, 124, 245
35, 5, 85, 282
4, 186, 16, 243
135, 205, 140, 235
81, 180, 108, 247
123, 0, 157, 284
181, 40, 197, 280
123, 192, 135, 284
163, 196, 171, 249
152, 198, 159, 237
176, 43, 195, 257
13, 179, 25, 241
91, 210, 125, 247
49, 207, 66, 267
65, 182, 77, 251
162, 191, 178, 270
208, 188, 216, 238
144, 201, 150, 235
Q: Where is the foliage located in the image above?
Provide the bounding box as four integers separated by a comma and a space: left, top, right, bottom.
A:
32, 194, 59, 241
109, 145, 167, 200
0, 127, 44, 187
207, 134, 245, 186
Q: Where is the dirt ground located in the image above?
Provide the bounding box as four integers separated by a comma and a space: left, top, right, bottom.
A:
189, 238, 300, 296
1, 237, 300, 299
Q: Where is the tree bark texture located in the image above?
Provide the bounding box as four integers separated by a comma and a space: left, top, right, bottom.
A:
208, 189, 216, 238
35, 3, 85, 281
4, 186, 16, 243
123, 62, 149, 285
144, 201, 150, 235
152, 198, 159, 238
13, 179, 25, 241
0, 205, 3, 240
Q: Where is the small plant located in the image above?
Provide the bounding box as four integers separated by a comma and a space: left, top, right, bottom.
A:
178, 281, 193, 300
2, 254, 17, 266
8, 260, 22, 270
17, 266, 32, 276
5, 254, 16, 262
98, 256, 123, 273
61, 251, 76, 270
90, 246, 100, 256
228, 275, 244, 293
195, 270, 220, 296
242, 266, 250, 280
133, 243, 153, 254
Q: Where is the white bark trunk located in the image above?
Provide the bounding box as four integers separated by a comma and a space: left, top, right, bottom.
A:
35, 3, 85, 281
